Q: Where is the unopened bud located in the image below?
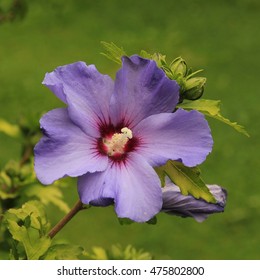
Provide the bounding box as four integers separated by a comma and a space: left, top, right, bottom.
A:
170, 57, 187, 77
183, 77, 206, 100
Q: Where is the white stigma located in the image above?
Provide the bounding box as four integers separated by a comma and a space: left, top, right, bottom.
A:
104, 127, 133, 156
121, 127, 133, 139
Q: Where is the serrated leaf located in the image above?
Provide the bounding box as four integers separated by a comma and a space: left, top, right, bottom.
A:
177, 99, 249, 136
100, 41, 127, 64
6, 220, 51, 259
43, 244, 84, 260
203, 111, 250, 137
0, 118, 20, 138
21, 184, 70, 213
178, 99, 220, 114
4, 201, 51, 259
155, 160, 216, 203
7, 200, 50, 231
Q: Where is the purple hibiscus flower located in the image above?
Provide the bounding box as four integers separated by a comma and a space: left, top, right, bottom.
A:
161, 177, 227, 222
34, 55, 213, 222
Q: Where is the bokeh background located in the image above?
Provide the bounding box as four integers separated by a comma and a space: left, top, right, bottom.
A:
0, 0, 259, 259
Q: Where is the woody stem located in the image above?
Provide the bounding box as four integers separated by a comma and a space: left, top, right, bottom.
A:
48, 200, 88, 239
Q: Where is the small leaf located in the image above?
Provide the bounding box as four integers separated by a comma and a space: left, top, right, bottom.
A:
100, 41, 127, 64
0, 118, 20, 138
7, 200, 50, 231
155, 160, 216, 203
7, 221, 51, 259
4, 201, 52, 259
177, 99, 249, 136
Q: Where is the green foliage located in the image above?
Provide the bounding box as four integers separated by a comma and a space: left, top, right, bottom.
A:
43, 244, 84, 260
85, 244, 153, 260
4, 201, 51, 260
178, 99, 249, 137
0, 160, 69, 213
2, 200, 153, 260
155, 160, 216, 203
2, 200, 84, 260
21, 183, 70, 213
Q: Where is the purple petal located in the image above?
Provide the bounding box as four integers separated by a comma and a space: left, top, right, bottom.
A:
34, 108, 108, 184
161, 178, 227, 222
78, 153, 162, 222
43, 62, 114, 138
110, 55, 179, 128
133, 109, 213, 167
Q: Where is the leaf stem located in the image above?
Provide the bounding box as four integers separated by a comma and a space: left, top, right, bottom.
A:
48, 200, 86, 239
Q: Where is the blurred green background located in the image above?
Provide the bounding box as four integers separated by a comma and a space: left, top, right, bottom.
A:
0, 0, 259, 259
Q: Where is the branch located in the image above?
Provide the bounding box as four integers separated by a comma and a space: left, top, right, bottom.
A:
48, 200, 87, 239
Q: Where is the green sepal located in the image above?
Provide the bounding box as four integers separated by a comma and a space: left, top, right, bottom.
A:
118, 216, 157, 225
177, 99, 249, 137
100, 41, 127, 64
155, 160, 216, 203
146, 216, 157, 225
118, 217, 134, 225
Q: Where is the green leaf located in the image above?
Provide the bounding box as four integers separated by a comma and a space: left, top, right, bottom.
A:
6, 220, 51, 260
155, 160, 216, 203
6, 200, 50, 232
0, 118, 20, 138
100, 41, 127, 64
43, 244, 84, 260
177, 99, 249, 137
4, 201, 51, 259
21, 184, 70, 213
204, 112, 250, 137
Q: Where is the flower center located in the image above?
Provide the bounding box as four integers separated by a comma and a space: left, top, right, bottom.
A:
103, 127, 133, 156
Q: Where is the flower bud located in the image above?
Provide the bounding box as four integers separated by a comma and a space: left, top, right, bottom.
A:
183, 77, 206, 100
170, 57, 187, 77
